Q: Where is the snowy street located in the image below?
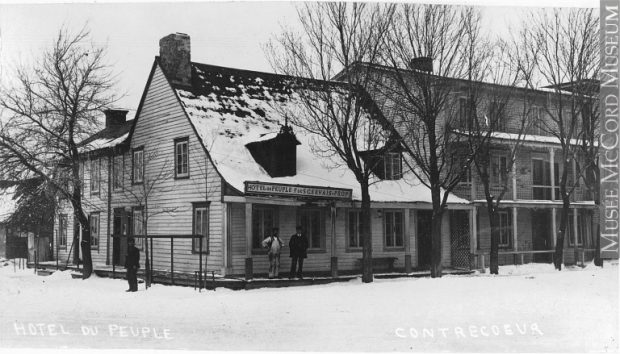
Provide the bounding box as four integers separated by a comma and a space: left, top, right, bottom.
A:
0, 260, 617, 352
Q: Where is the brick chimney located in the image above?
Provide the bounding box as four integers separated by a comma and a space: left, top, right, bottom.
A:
409, 57, 433, 73
159, 33, 191, 86
104, 109, 128, 129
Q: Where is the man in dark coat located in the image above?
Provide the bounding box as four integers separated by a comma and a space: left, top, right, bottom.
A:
289, 225, 309, 279
124, 237, 140, 292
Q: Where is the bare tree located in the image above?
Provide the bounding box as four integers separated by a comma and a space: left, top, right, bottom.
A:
463, 42, 536, 274
0, 26, 118, 278
516, 8, 599, 270
265, 2, 395, 283
379, 4, 487, 277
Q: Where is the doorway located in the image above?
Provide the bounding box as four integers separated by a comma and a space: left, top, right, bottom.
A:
450, 210, 471, 269
417, 210, 433, 269
531, 209, 552, 263
112, 208, 128, 266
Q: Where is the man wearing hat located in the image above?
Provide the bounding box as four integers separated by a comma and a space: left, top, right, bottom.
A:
124, 237, 140, 292
289, 225, 309, 279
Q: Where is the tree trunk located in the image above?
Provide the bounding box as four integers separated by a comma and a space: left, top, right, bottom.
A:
74, 210, 92, 279
360, 181, 373, 283
554, 198, 571, 270
429, 183, 444, 278
487, 202, 500, 275
430, 208, 443, 278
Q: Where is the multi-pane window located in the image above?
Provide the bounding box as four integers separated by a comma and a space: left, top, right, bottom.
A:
175, 138, 189, 178
113, 154, 123, 190
347, 210, 362, 249
58, 214, 68, 249
529, 106, 544, 135
532, 158, 560, 200
459, 166, 472, 185
133, 148, 144, 184
492, 156, 508, 185
567, 211, 586, 247
133, 207, 144, 249
298, 208, 324, 249
488, 100, 506, 131
90, 213, 100, 249
498, 210, 512, 248
458, 97, 472, 129
90, 158, 100, 195
252, 206, 277, 249
384, 152, 402, 180
193, 203, 209, 253
384, 210, 404, 248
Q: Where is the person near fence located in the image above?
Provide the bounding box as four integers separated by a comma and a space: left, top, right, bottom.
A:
261, 227, 283, 279
125, 237, 140, 292
289, 225, 309, 279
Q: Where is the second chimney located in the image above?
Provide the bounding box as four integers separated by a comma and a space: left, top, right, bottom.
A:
409, 57, 433, 73
159, 33, 191, 86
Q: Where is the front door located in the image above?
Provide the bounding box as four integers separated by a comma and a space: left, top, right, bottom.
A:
417, 210, 433, 269
531, 209, 552, 262
450, 210, 471, 269
112, 208, 128, 266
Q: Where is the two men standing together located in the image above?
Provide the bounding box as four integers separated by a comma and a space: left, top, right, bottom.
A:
261, 226, 308, 279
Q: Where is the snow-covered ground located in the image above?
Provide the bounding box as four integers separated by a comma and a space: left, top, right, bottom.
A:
0, 259, 617, 352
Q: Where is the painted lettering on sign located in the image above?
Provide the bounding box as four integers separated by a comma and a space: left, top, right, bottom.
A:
245, 182, 352, 200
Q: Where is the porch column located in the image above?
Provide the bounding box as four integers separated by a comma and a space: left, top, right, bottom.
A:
512, 207, 518, 250
512, 156, 518, 201
552, 208, 557, 248
330, 204, 338, 278
573, 208, 579, 250
549, 148, 556, 202
470, 208, 477, 252
404, 208, 412, 273
245, 202, 253, 280
221, 202, 230, 276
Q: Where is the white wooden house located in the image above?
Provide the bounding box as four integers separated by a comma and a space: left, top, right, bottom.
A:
54, 33, 472, 279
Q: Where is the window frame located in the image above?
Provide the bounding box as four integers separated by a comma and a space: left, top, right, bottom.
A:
384, 152, 403, 180
297, 207, 326, 251
132, 147, 144, 185
58, 214, 68, 250
251, 205, 279, 252
383, 209, 405, 250
192, 202, 210, 254
132, 206, 144, 250
89, 212, 100, 250
492, 155, 508, 186
567, 210, 585, 247
174, 137, 190, 179
90, 157, 101, 196
497, 210, 512, 248
458, 96, 471, 129
113, 153, 124, 191
346, 209, 363, 252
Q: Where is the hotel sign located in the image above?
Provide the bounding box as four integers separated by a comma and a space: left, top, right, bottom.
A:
244, 181, 352, 200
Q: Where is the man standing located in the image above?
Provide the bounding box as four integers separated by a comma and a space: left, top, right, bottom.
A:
261, 227, 283, 279
124, 237, 140, 292
289, 225, 309, 279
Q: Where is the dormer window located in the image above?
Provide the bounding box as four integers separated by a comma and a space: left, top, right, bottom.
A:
384, 152, 402, 180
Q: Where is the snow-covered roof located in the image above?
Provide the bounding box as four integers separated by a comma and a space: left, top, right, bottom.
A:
78, 120, 133, 153
0, 186, 17, 224
174, 62, 468, 204
455, 130, 597, 147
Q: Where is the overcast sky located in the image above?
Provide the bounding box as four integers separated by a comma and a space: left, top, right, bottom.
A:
0, 0, 599, 111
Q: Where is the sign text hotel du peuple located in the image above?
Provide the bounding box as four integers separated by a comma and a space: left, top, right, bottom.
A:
244, 181, 352, 200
